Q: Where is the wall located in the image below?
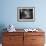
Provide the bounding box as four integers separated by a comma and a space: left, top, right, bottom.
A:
0, 0, 46, 43
0, 0, 46, 29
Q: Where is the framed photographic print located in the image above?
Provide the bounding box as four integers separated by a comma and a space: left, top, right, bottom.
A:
17, 7, 35, 22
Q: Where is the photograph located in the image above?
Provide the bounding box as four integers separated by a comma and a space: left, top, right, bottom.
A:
17, 7, 35, 22
20, 9, 33, 19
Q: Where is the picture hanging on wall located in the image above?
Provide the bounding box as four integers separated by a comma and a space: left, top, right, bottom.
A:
17, 7, 35, 22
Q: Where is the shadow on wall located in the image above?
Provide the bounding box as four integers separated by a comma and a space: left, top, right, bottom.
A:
0, 24, 7, 43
